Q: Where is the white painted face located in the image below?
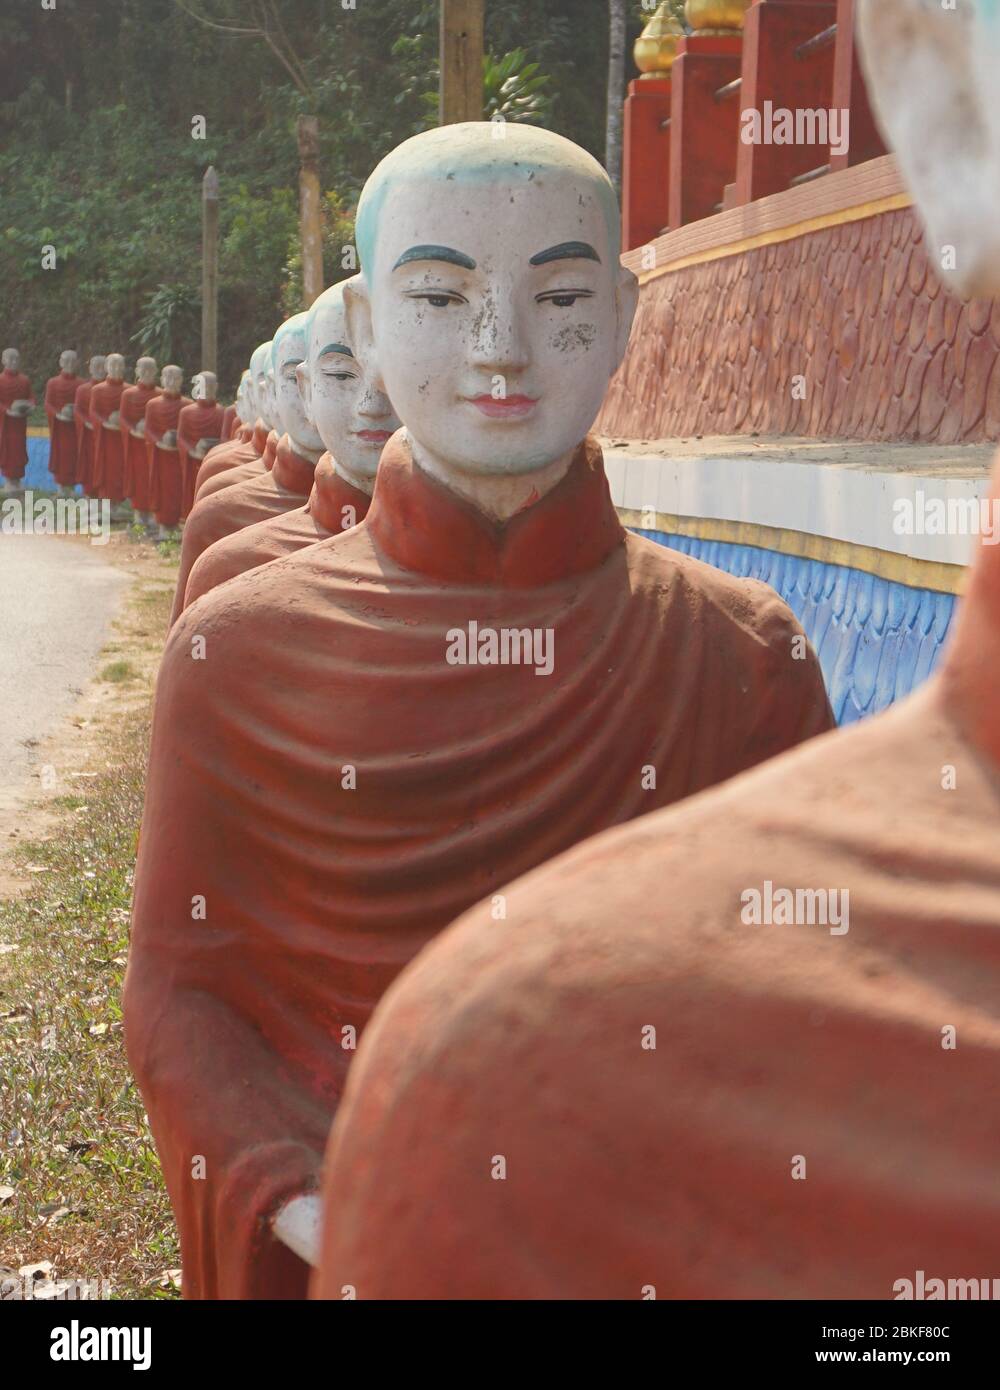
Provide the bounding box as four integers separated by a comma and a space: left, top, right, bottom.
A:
236, 371, 252, 423
857, 0, 1000, 298
60, 350, 78, 373
136, 357, 158, 386
106, 354, 126, 381
191, 371, 218, 403
350, 124, 637, 480
250, 341, 273, 427
89, 355, 106, 381
297, 284, 399, 479
272, 325, 325, 457
162, 365, 184, 394
2, 349, 20, 371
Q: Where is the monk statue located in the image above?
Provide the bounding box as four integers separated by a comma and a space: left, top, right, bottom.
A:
0, 348, 36, 492
119, 356, 160, 527
90, 353, 128, 503
73, 355, 106, 497
313, 31, 1000, 1301
144, 365, 191, 537
177, 372, 225, 519
44, 350, 82, 496
182, 280, 399, 611
193, 348, 273, 501
125, 123, 834, 1299
168, 317, 326, 625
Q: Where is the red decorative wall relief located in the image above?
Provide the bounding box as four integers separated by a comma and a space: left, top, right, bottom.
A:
598, 208, 1000, 444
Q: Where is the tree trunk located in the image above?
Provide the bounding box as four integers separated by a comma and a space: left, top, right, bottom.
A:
605, 0, 627, 196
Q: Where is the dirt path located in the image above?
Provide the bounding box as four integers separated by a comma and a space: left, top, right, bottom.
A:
0, 535, 130, 828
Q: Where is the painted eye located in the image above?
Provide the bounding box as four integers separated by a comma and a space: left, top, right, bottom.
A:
408, 291, 465, 308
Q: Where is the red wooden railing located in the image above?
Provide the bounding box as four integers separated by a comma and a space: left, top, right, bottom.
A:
622, 0, 887, 251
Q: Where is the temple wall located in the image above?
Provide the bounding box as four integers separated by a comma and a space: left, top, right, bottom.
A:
599, 159, 1000, 446
604, 442, 988, 723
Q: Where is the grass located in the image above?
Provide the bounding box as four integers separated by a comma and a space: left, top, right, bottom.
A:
99, 660, 136, 684
0, 562, 179, 1300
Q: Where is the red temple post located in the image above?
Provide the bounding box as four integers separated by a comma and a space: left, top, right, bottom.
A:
735, 0, 837, 205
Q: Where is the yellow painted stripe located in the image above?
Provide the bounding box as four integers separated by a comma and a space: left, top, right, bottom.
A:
619, 507, 967, 596
634, 192, 914, 285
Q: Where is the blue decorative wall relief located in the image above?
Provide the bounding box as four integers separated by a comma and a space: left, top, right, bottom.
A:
633, 528, 957, 724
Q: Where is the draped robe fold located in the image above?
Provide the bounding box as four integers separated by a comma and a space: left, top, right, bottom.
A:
43, 372, 81, 487
178, 399, 226, 520
194, 424, 273, 504
182, 454, 370, 612
145, 393, 192, 527
90, 379, 128, 502
119, 383, 161, 512
220, 404, 237, 442
311, 468, 1000, 1304
0, 369, 35, 482
169, 433, 314, 625
125, 432, 834, 1301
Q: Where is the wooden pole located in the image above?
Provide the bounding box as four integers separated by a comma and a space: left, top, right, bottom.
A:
297, 115, 325, 308
201, 165, 219, 375
439, 0, 484, 125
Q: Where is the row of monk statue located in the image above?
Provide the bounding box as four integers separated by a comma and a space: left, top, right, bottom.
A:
0, 348, 234, 536
120, 0, 1000, 1302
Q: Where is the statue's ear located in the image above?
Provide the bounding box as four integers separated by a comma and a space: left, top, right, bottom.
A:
296, 360, 312, 416
613, 265, 639, 372
344, 275, 386, 392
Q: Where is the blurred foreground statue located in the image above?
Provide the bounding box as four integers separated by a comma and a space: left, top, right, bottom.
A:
313, 14, 1000, 1300
126, 123, 832, 1299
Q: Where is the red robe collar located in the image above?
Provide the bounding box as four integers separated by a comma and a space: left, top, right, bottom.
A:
271, 434, 317, 495
252, 420, 270, 455
365, 432, 624, 588
308, 454, 372, 533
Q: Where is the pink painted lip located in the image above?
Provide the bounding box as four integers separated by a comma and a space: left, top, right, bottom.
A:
466, 394, 539, 419
354, 429, 393, 444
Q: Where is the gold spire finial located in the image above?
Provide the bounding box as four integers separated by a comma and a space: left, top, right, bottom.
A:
685, 0, 751, 36
634, 2, 684, 79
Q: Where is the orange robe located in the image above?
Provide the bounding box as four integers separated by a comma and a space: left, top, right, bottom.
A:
43, 371, 81, 486
182, 454, 370, 612
194, 425, 274, 504
220, 404, 237, 442
89, 378, 128, 502
73, 379, 98, 492
118, 383, 161, 512
178, 399, 225, 520
145, 392, 192, 527
168, 433, 316, 625
313, 466, 1000, 1303
196, 420, 268, 490
0, 369, 35, 482
125, 433, 833, 1300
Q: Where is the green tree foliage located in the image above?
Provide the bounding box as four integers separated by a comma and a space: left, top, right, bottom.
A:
0, 0, 624, 397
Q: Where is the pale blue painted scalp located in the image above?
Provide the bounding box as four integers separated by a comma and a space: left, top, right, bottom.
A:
271, 312, 310, 367
304, 281, 349, 346
356, 122, 622, 277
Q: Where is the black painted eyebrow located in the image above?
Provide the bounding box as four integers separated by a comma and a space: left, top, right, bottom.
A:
393, 244, 477, 271
529, 241, 601, 266
317, 343, 353, 356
